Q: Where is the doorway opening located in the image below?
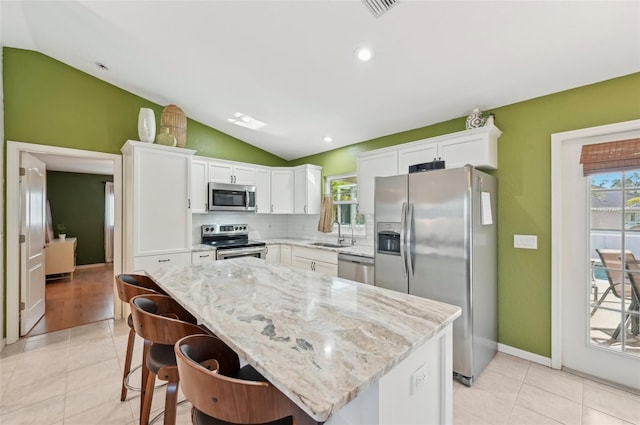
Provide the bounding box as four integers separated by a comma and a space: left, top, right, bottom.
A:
6, 141, 123, 344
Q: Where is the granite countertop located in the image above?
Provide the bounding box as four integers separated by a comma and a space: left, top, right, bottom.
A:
259, 238, 375, 258
148, 257, 460, 422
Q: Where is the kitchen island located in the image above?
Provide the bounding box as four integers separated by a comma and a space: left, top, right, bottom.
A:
147, 257, 461, 424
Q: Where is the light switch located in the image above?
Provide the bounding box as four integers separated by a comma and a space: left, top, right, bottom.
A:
514, 234, 537, 249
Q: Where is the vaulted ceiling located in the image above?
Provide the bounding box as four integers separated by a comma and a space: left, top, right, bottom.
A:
3, 1, 639, 160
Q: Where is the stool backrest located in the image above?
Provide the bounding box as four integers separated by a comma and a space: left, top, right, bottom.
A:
130, 294, 203, 345
175, 334, 307, 424
115, 274, 163, 303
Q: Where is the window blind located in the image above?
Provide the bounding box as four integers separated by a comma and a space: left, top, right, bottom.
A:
580, 138, 640, 176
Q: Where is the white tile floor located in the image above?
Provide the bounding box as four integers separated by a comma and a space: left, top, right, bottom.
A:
1, 319, 638, 425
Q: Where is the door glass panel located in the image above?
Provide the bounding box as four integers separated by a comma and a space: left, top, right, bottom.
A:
590, 171, 640, 357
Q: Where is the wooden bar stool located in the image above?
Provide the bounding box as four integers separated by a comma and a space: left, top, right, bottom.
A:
175, 334, 315, 425
115, 274, 166, 401
130, 294, 205, 425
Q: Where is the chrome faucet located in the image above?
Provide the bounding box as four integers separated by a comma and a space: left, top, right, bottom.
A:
351, 226, 356, 246
333, 220, 345, 245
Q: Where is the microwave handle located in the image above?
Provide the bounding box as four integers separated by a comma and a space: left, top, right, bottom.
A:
245, 189, 249, 208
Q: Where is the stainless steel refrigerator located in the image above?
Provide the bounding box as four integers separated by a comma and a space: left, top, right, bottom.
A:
374, 165, 497, 386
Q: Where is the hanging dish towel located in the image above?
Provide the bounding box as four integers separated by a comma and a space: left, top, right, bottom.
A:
317, 195, 334, 233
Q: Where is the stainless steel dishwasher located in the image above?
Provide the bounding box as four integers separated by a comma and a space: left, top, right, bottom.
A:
337, 253, 375, 285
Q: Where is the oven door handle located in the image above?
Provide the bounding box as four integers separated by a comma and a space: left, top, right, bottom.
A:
218, 247, 266, 258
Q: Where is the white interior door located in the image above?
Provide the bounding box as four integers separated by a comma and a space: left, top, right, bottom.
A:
20, 152, 47, 335
554, 122, 640, 390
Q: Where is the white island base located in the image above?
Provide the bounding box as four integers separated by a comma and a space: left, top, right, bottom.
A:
326, 326, 452, 425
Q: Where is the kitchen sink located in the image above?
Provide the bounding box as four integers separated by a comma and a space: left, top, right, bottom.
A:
310, 242, 350, 248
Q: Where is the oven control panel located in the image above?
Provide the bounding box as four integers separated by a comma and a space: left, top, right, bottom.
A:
202, 224, 248, 236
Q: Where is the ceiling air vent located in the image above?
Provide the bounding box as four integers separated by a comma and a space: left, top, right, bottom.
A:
362, 0, 398, 17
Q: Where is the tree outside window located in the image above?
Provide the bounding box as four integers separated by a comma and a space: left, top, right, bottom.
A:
327, 174, 365, 233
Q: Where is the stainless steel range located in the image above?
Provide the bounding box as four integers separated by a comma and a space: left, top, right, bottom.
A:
201, 224, 267, 260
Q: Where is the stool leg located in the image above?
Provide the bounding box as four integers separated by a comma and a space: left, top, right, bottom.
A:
121, 327, 136, 401
163, 380, 179, 425
140, 370, 156, 425
140, 340, 152, 424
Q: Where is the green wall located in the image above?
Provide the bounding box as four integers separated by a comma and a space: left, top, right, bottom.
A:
4, 46, 640, 357
3, 48, 287, 166
47, 171, 113, 265
293, 72, 640, 357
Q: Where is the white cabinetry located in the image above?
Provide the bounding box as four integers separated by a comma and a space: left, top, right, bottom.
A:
122, 140, 195, 273
357, 150, 399, 214
280, 245, 292, 266
294, 165, 322, 214
291, 246, 338, 276
191, 157, 209, 213
191, 251, 216, 264
209, 161, 255, 185
255, 168, 272, 214
357, 125, 501, 214
265, 244, 281, 264
271, 169, 294, 214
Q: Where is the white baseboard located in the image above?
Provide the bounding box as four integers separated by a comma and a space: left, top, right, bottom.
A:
498, 343, 552, 368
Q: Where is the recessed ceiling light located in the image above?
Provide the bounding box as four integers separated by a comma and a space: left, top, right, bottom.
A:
355, 46, 374, 62
324, 136, 333, 143
95, 62, 109, 71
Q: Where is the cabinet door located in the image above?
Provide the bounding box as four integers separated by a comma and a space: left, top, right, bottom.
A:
265, 245, 281, 264
280, 245, 292, 266
397, 142, 438, 175
313, 260, 337, 276
255, 168, 272, 214
356, 150, 398, 214
191, 158, 209, 213
134, 148, 192, 256
438, 132, 497, 170
191, 251, 216, 264
271, 170, 294, 214
233, 164, 256, 185
292, 256, 313, 271
294, 167, 307, 214
208, 161, 234, 183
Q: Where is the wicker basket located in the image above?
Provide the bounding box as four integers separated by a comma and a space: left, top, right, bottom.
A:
160, 104, 187, 147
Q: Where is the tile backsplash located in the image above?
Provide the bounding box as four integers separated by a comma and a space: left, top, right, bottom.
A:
192, 213, 374, 246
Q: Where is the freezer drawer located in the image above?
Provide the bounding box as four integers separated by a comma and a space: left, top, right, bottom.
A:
338, 253, 374, 285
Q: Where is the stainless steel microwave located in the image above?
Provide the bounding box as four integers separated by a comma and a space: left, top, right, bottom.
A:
208, 182, 256, 212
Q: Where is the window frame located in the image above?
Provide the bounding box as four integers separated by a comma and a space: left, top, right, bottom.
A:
324, 172, 366, 237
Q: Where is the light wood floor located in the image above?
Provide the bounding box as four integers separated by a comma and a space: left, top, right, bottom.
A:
26, 264, 114, 337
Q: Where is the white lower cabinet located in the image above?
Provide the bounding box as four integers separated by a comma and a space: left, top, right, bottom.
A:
265, 244, 281, 264
133, 253, 191, 273
280, 245, 292, 266
191, 251, 216, 264
291, 246, 337, 276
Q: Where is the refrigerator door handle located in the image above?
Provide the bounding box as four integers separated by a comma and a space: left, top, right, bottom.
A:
400, 202, 408, 277
407, 202, 415, 277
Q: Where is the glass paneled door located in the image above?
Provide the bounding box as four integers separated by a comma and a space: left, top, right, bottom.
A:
589, 171, 640, 356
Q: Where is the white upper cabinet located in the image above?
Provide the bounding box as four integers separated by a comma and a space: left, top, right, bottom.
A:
191, 157, 209, 214
255, 168, 272, 214
294, 164, 322, 214
357, 150, 399, 214
208, 160, 256, 185
271, 169, 294, 214
357, 125, 501, 214
122, 141, 195, 272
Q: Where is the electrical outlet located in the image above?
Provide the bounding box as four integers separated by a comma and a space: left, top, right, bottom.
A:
514, 234, 537, 249
410, 364, 427, 395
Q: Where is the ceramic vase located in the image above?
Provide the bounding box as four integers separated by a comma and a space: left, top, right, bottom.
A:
138, 108, 156, 143
465, 108, 484, 130
155, 126, 177, 147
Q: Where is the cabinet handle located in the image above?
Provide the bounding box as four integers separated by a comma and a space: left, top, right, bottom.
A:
271, 204, 274, 213
158, 259, 171, 263
199, 254, 209, 258
188, 199, 191, 209
304, 205, 307, 213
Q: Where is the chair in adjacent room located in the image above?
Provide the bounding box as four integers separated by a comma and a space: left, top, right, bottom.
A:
115, 273, 166, 401
130, 294, 204, 425
175, 334, 315, 425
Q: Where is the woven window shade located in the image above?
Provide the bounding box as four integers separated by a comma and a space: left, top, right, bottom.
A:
580, 138, 640, 176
